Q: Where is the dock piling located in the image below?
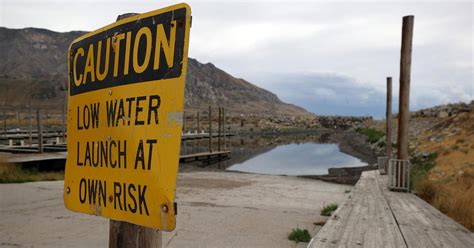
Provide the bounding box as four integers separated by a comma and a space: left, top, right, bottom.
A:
36, 109, 43, 153
208, 106, 212, 153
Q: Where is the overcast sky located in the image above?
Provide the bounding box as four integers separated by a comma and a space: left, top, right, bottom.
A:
1, 0, 472, 117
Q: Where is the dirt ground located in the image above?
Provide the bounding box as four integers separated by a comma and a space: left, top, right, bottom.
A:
0, 171, 350, 248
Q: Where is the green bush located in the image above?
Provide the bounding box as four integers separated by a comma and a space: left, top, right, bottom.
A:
288, 228, 311, 243
410, 152, 438, 193
320, 203, 338, 216
355, 127, 385, 144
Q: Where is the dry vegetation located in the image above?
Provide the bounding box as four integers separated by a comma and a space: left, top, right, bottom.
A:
0, 162, 64, 183
415, 111, 474, 230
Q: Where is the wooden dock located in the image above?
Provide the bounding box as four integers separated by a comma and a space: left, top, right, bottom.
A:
0, 151, 230, 164
309, 170, 474, 248
0, 132, 233, 141
179, 150, 230, 163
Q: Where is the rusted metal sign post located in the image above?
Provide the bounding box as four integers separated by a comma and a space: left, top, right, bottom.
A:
63, 4, 191, 247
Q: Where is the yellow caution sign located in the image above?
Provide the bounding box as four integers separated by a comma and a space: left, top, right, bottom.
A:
64, 3, 191, 230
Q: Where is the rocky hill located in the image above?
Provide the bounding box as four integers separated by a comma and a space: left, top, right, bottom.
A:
0, 27, 312, 118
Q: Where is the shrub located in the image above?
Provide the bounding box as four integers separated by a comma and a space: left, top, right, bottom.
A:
410, 152, 437, 191
0, 163, 64, 183
416, 179, 437, 203
355, 127, 385, 144
321, 203, 338, 216
288, 228, 311, 243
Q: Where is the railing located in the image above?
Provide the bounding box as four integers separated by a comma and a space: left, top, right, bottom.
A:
377, 156, 389, 175
388, 159, 411, 192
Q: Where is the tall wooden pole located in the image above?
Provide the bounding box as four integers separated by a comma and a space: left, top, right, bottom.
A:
36, 109, 43, 153
109, 13, 162, 248
397, 15, 414, 160
208, 106, 212, 153
386, 77, 393, 158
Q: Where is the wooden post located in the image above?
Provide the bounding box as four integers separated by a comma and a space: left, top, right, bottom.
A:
397, 15, 414, 160
197, 111, 200, 133
196, 111, 200, 153
223, 108, 226, 149
62, 100, 66, 142
218, 107, 222, 151
2, 108, 6, 137
208, 106, 212, 153
386, 77, 393, 158
29, 104, 33, 146
16, 110, 20, 126
182, 111, 186, 134
109, 221, 162, 248
36, 109, 43, 153
396, 16, 414, 190
109, 13, 162, 248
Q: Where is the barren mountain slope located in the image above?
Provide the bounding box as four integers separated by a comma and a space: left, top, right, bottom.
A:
0, 27, 312, 118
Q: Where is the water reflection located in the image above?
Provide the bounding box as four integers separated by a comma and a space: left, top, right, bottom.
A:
227, 143, 366, 176
179, 132, 367, 176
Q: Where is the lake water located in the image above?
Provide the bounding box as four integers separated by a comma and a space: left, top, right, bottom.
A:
226, 143, 367, 176
180, 133, 368, 176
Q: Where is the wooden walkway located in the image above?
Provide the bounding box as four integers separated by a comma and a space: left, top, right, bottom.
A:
0, 151, 230, 164
309, 170, 474, 248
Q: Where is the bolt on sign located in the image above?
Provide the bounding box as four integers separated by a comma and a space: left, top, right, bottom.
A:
63, 3, 191, 231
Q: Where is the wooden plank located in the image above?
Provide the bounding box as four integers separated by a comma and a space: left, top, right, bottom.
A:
311, 171, 406, 248
337, 171, 406, 248
382, 185, 474, 247
310, 170, 474, 248
179, 151, 230, 161
1, 152, 67, 163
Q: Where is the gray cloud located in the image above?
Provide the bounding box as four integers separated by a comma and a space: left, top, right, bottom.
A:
1, 0, 472, 116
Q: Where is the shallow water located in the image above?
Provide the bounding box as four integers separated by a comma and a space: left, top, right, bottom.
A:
227, 143, 366, 176
180, 132, 367, 176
